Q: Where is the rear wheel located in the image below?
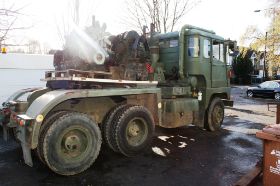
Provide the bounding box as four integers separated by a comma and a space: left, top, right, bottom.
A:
102, 104, 126, 152
247, 90, 253, 98
205, 97, 224, 131
275, 93, 280, 100
113, 105, 155, 157
43, 112, 101, 176
36, 111, 67, 164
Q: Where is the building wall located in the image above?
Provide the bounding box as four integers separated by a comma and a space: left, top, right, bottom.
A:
0, 53, 54, 104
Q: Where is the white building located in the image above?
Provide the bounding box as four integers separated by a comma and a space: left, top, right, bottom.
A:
0, 53, 54, 104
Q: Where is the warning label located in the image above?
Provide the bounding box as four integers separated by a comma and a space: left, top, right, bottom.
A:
271, 149, 280, 158
270, 165, 280, 176
270, 149, 280, 175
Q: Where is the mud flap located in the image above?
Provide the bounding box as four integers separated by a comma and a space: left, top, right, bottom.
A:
222, 99, 233, 107
193, 110, 205, 128
21, 142, 33, 167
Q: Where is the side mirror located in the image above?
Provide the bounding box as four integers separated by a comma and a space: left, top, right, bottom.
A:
257, 85, 261, 88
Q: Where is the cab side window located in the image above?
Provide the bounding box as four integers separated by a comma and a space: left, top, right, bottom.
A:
220, 43, 224, 62
203, 39, 211, 58
213, 40, 225, 62
159, 39, 178, 48
188, 36, 200, 57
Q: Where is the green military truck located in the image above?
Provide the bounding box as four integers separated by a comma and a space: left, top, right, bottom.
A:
0, 24, 233, 175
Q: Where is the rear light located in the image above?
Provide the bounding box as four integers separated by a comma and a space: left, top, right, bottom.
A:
15, 114, 33, 127
19, 120, 25, 126
7, 112, 33, 126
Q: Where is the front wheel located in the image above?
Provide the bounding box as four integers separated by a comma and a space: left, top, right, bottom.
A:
205, 97, 224, 131
102, 104, 126, 152
43, 112, 101, 176
275, 92, 280, 100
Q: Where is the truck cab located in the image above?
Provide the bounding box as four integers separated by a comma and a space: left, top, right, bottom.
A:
153, 25, 231, 129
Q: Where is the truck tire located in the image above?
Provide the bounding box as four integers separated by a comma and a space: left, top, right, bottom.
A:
43, 112, 102, 176
113, 105, 155, 157
102, 104, 126, 152
205, 97, 224, 131
36, 111, 67, 164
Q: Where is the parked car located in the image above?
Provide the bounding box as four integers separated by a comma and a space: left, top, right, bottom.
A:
247, 81, 280, 100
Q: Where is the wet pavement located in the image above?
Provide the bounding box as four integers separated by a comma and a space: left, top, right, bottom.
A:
0, 86, 276, 186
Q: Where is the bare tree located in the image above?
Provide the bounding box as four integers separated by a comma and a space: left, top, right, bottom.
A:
240, 4, 280, 76
55, 0, 81, 47
27, 39, 41, 54
124, 0, 201, 33
0, 2, 31, 49
55, 0, 100, 47
239, 25, 264, 47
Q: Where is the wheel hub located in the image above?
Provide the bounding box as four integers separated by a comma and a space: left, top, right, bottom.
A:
60, 129, 89, 158
128, 122, 140, 137
64, 135, 81, 151
126, 118, 148, 147
213, 106, 223, 124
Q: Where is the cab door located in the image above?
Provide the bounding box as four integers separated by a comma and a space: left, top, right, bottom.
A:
211, 40, 227, 88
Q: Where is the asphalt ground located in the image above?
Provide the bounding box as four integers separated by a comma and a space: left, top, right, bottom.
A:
0, 86, 275, 186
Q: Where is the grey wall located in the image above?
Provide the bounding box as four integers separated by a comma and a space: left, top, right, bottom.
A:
0, 69, 47, 104
0, 54, 53, 104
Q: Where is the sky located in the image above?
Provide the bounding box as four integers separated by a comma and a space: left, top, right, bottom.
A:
1, 0, 273, 49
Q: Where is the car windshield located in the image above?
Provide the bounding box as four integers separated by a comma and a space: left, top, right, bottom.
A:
259, 82, 270, 88
259, 81, 280, 88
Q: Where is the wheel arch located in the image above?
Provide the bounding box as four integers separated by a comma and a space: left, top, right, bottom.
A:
207, 93, 228, 109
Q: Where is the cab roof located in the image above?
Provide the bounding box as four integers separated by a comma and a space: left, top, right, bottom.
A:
157, 28, 224, 41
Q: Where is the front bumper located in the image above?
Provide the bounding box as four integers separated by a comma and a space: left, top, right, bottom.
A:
222, 99, 234, 107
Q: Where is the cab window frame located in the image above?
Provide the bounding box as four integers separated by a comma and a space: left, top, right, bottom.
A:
203, 38, 211, 59
212, 40, 225, 63
187, 35, 200, 58
159, 38, 179, 49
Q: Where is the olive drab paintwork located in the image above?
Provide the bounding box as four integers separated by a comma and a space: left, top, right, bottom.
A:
156, 25, 230, 109
151, 25, 231, 129
0, 24, 232, 175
